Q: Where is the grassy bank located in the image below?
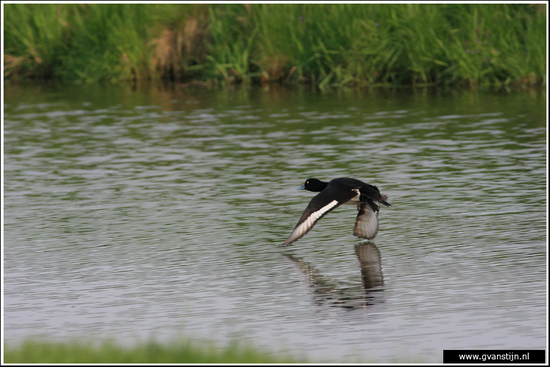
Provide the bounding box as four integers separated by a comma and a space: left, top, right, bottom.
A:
3, 3, 546, 88
4, 338, 302, 363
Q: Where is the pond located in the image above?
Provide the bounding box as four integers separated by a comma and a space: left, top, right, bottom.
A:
3, 82, 546, 362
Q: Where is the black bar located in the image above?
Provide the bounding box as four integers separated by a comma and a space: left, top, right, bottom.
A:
443, 350, 546, 364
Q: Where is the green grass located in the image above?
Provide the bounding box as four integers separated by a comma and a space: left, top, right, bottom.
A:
4, 338, 302, 363
3, 338, 434, 363
3, 3, 546, 88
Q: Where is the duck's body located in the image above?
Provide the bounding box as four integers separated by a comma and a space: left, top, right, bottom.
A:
282, 178, 390, 246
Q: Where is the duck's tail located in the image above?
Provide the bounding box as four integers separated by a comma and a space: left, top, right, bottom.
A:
380, 194, 391, 207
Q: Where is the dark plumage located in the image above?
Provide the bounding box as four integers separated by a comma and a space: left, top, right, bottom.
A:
282, 177, 390, 246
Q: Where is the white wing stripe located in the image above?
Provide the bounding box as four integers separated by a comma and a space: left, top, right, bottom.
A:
292, 200, 339, 238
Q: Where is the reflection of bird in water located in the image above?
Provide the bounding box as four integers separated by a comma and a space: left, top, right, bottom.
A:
355, 242, 384, 290
283, 242, 384, 309
282, 177, 391, 246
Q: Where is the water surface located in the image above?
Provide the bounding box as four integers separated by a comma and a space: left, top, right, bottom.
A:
4, 83, 546, 362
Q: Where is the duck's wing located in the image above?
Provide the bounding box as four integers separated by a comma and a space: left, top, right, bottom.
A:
353, 202, 379, 240
282, 187, 358, 246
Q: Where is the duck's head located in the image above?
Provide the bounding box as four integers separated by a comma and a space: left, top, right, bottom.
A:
298, 178, 327, 192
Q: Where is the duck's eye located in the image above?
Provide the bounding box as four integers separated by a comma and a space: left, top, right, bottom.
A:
306, 181, 309, 184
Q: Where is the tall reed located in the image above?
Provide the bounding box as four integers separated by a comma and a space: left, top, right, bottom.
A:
4, 3, 546, 88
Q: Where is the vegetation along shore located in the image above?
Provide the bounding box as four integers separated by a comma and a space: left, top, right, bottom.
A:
3, 4, 546, 88
4, 338, 303, 363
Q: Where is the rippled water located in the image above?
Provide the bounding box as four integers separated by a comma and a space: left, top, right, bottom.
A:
4, 83, 546, 362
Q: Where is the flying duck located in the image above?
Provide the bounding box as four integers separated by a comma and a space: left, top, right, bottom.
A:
282, 177, 391, 246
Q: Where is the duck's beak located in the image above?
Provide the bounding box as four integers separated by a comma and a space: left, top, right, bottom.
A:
297, 185, 305, 191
